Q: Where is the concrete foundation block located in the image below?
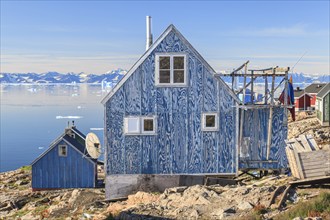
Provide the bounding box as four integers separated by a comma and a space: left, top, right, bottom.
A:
105, 174, 205, 200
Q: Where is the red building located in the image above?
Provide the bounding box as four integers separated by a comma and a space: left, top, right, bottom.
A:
294, 88, 311, 111
304, 83, 327, 108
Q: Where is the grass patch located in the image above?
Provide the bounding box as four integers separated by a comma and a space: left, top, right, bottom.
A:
12, 210, 30, 218
20, 165, 32, 171
274, 192, 330, 219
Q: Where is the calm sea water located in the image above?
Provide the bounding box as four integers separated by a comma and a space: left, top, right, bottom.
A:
0, 84, 107, 172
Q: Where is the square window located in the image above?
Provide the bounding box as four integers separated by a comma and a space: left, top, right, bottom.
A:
143, 119, 154, 131
155, 54, 187, 86
174, 56, 184, 69
59, 145, 67, 157
174, 70, 185, 83
202, 113, 218, 131
159, 70, 171, 83
159, 56, 170, 69
124, 117, 140, 134
142, 117, 156, 134
205, 115, 215, 127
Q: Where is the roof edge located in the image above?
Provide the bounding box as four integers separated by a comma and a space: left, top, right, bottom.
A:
101, 24, 175, 105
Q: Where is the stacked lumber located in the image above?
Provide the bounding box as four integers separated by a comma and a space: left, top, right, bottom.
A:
285, 134, 330, 179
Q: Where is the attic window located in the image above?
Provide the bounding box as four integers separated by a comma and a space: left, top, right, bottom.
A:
58, 145, 67, 157
202, 113, 219, 131
155, 54, 187, 86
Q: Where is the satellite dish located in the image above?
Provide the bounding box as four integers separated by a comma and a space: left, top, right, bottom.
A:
85, 133, 101, 159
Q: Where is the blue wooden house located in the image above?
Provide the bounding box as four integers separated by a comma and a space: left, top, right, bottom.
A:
102, 23, 288, 199
31, 124, 97, 190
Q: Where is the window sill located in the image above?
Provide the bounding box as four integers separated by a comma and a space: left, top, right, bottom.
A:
155, 84, 188, 88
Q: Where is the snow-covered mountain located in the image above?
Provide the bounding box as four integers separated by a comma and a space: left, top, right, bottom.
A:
0, 69, 328, 85
220, 72, 329, 86
0, 69, 127, 84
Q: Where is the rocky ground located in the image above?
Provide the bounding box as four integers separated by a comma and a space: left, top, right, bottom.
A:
1, 114, 329, 220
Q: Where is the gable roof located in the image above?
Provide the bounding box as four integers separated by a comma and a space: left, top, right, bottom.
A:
294, 89, 311, 98
31, 127, 96, 166
101, 24, 239, 105
316, 83, 330, 99
304, 83, 326, 94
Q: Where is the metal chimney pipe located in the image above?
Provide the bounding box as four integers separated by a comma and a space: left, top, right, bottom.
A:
146, 16, 153, 50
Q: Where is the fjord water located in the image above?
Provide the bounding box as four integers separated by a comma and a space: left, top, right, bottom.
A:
0, 84, 106, 172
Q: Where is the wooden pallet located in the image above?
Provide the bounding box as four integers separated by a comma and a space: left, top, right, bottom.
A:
285, 135, 330, 179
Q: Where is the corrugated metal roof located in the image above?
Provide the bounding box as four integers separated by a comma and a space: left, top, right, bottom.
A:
316, 83, 330, 98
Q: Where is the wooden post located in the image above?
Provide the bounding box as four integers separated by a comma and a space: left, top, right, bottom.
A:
266, 68, 276, 160
239, 63, 248, 163
284, 69, 289, 124
242, 64, 247, 104
265, 75, 268, 104
251, 70, 254, 104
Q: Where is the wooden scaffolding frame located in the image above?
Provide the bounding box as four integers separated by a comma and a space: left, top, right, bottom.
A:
215, 61, 291, 161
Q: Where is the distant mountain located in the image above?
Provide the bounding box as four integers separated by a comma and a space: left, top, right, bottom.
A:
0, 69, 127, 84
0, 70, 328, 86
220, 72, 329, 87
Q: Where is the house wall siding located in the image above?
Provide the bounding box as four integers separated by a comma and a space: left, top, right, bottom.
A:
105, 28, 288, 175
105, 30, 237, 175
32, 140, 95, 189
239, 107, 288, 169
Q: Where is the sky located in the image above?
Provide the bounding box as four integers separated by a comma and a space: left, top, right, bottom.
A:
1, 1, 329, 75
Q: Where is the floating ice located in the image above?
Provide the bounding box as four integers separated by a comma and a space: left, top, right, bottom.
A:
38, 147, 44, 150
56, 116, 83, 119
90, 128, 104, 131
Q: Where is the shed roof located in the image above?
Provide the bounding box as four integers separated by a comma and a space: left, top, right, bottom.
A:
304, 83, 326, 94
101, 24, 239, 105
316, 83, 330, 99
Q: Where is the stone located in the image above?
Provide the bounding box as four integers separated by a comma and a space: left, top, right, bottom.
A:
237, 201, 253, 210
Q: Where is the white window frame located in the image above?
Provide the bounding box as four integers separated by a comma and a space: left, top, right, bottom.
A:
202, 113, 219, 131
124, 117, 141, 135
58, 145, 67, 157
141, 116, 157, 135
155, 53, 187, 87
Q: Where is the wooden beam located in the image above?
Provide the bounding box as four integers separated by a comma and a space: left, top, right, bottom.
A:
251, 70, 254, 104
219, 73, 286, 77
230, 60, 250, 75
266, 68, 276, 160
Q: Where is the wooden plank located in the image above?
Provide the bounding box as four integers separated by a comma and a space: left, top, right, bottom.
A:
294, 149, 305, 179
307, 135, 319, 151
301, 161, 330, 167
303, 172, 328, 178
292, 140, 307, 152
303, 169, 329, 176
286, 147, 300, 178
299, 135, 313, 152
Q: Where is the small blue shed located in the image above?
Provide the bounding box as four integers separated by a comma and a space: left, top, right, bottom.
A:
31, 125, 97, 190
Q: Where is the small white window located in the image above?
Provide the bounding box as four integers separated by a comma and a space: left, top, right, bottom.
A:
155, 54, 187, 86
124, 117, 140, 134
58, 145, 67, 157
202, 113, 219, 131
142, 117, 156, 134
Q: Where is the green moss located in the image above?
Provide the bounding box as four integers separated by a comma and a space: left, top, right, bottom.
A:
20, 165, 32, 171
12, 210, 30, 217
